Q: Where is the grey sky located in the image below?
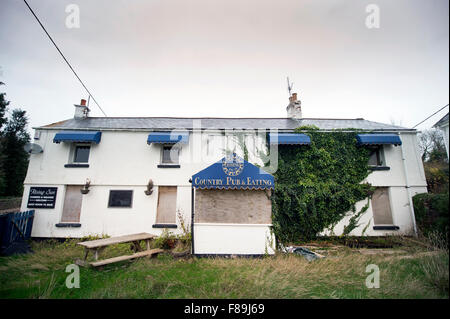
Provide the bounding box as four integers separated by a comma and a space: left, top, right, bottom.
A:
0, 0, 448, 134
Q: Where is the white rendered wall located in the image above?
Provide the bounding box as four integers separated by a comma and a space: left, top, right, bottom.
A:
193, 224, 275, 255
21, 129, 238, 238
325, 132, 428, 236
22, 129, 427, 239
24, 130, 267, 187
22, 184, 192, 238
321, 185, 427, 236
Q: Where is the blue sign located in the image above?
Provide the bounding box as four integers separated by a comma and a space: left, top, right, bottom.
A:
192, 153, 274, 190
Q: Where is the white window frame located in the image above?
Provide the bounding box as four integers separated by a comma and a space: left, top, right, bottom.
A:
160, 144, 180, 165
69, 143, 91, 164
368, 145, 386, 167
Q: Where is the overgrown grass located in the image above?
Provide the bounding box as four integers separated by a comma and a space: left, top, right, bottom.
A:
0, 238, 448, 299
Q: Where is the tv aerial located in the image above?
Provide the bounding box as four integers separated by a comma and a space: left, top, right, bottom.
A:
24, 143, 43, 154
287, 77, 294, 96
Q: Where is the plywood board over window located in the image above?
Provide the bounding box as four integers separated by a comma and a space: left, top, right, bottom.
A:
156, 186, 177, 224
195, 189, 272, 224
61, 185, 83, 223
371, 187, 394, 225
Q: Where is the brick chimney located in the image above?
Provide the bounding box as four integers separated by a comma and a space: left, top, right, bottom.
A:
74, 99, 90, 119
286, 93, 302, 119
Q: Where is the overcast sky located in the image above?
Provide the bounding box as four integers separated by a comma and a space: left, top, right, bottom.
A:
0, 0, 448, 134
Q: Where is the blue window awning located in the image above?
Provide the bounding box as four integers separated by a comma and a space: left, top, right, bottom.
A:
147, 132, 189, 144
268, 133, 311, 145
192, 153, 274, 190
356, 134, 402, 146
53, 131, 102, 144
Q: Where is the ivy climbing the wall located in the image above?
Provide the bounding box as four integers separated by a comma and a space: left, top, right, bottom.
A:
270, 126, 374, 243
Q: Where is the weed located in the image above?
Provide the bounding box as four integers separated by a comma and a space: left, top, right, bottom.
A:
0, 237, 448, 299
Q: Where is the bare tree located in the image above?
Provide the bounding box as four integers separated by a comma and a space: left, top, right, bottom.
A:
418, 129, 445, 162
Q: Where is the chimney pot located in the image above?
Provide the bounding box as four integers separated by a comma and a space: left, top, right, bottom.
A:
74, 99, 90, 119
286, 92, 302, 119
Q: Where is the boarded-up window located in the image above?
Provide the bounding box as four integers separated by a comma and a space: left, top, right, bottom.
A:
371, 187, 393, 225
156, 186, 177, 224
195, 189, 272, 224
61, 185, 82, 223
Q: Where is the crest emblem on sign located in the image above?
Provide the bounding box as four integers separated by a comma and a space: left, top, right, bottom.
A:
222, 153, 244, 176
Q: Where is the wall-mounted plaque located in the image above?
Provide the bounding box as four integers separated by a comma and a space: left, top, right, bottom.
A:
27, 187, 58, 209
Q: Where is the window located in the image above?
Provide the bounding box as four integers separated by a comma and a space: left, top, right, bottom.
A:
65, 143, 91, 167
368, 146, 385, 167
371, 187, 394, 225
161, 145, 179, 164
154, 186, 177, 225
74, 145, 90, 163
108, 190, 133, 208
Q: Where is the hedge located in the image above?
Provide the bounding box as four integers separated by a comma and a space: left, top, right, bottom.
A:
413, 192, 449, 239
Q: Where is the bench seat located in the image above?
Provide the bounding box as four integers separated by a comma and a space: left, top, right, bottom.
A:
90, 248, 164, 267
78, 232, 155, 249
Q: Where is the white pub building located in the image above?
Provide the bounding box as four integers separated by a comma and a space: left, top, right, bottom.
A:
21, 95, 428, 255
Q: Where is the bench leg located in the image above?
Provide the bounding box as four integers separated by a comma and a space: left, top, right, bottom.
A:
93, 247, 106, 261
75, 248, 90, 267
75, 259, 89, 267
83, 248, 89, 261
146, 239, 150, 250
131, 241, 142, 252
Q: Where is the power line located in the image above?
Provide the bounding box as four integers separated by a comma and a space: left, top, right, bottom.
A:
23, 0, 107, 117
412, 104, 449, 128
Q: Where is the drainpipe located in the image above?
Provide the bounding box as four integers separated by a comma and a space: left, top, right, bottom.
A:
189, 179, 195, 255
399, 135, 418, 237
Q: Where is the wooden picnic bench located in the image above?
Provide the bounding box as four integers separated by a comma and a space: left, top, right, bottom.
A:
75, 232, 163, 268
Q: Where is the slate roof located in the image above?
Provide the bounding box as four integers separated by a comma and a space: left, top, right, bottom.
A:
433, 113, 449, 128
38, 117, 414, 132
